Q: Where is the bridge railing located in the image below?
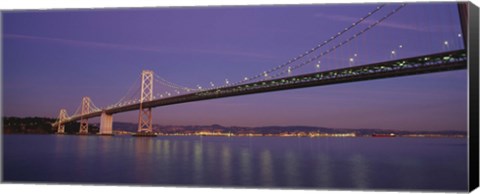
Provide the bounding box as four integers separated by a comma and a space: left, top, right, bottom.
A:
195, 49, 466, 98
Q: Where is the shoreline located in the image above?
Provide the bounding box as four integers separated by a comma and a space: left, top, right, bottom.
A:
2, 132, 467, 138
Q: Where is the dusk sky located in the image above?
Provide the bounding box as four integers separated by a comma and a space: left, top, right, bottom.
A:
2, 2, 467, 131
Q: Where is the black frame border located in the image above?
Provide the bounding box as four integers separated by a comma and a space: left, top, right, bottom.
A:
467, 1, 480, 192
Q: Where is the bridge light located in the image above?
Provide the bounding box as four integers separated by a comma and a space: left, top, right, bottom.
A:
288, 67, 292, 74
225, 79, 229, 85
244, 77, 248, 81
399, 45, 403, 49
458, 33, 462, 38
353, 53, 358, 57
391, 50, 396, 55
349, 58, 354, 67
442, 41, 450, 50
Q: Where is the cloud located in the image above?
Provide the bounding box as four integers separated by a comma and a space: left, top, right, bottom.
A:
3, 33, 276, 59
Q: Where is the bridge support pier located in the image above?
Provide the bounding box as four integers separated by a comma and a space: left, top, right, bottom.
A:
58, 124, 65, 134
99, 112, 113, 135
79, 118, 88, 134
79, 96, 91, 135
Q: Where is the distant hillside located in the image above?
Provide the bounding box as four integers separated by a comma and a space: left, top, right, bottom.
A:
3, 117, 99, 134
107, 122, 466, 137
3, 117, 466, 137
3, 117, 56, 134
112, 122, 138, 132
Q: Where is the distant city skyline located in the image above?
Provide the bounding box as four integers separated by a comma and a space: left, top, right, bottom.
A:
2, 3, 467, 131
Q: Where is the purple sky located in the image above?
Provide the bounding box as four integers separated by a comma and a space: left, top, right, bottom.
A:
2, 3, 467, 131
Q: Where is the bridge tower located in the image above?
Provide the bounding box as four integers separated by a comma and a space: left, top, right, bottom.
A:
57, 109, 68, 134
137, 70, 154, 133
79, 96, 91, 135
457, 2, 468, 47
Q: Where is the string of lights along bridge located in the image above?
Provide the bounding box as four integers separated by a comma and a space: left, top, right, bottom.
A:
53, 3, 469, 136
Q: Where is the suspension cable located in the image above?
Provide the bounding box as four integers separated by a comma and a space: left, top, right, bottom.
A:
154, 73, 196, 91
269, 4, 407, 79
231, 4, 387, 86
111, 76, 141, 106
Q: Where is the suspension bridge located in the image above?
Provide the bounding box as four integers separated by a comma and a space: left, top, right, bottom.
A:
52, 3, 471, 136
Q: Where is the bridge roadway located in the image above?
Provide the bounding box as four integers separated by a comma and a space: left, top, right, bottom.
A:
62, 49, 467, 124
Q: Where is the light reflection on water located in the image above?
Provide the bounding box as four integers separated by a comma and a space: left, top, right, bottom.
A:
240, 148, 253, 185
260, 149, 274, 186
284, 149, 300, 187
350, 154, 369, 188
193, 140, 203, 184
221, 144, 232, 185
3, 135, 468, 191
316, 153, 331, 187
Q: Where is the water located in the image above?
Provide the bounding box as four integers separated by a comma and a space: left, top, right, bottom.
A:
3, 134, 468, 191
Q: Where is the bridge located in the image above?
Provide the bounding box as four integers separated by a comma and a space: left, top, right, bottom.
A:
53, 3, 471, 136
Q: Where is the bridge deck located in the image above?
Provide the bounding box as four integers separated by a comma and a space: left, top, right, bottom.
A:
60, 49, 467, 125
